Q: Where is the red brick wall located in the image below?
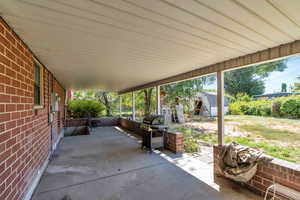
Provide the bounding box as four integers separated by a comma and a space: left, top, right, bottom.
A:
65, 117, 120, 127
164, 132, 183, 154
213, 145, 300, 198
119, 118, 183, 154
0, 18, 65, 200
119, 118, 143, 135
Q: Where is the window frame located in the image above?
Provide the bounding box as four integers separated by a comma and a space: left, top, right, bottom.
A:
33, 59, 44, 109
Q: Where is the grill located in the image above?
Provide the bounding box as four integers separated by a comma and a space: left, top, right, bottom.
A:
140, 115, 168, 153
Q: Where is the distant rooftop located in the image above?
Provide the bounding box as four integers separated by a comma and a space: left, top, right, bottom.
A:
253, 92, 300, 99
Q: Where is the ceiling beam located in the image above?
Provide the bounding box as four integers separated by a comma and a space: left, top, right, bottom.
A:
119, 40, 300, 94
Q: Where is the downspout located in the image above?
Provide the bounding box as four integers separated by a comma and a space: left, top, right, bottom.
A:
48, 71, 53, 155
49, 72, 56, 157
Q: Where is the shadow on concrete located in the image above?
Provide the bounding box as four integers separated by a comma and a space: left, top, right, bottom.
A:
32, 127, 261, 200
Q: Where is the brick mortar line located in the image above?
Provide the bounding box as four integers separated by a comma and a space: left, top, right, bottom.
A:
0, 117, 45, 127
0, 31, 32, 59
0, 49, 33, 72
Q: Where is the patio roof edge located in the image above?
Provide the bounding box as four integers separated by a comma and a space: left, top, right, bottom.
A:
119, 40, 300, 94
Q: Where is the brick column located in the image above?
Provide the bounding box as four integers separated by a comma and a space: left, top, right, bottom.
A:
165, 132, 183, 154
213, 145, 300, 198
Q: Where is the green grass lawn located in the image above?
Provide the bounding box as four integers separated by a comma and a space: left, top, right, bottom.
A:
238, 124, 300, 142
173, 115, 300, 164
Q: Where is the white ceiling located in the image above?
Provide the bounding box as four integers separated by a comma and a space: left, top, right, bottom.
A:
1, 0, 300, 91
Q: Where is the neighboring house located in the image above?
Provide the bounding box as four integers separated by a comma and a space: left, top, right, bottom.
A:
193, 92, 229, 117
253, 92, 300, 100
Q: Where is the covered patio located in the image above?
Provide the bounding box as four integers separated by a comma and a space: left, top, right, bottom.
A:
1, 1, 300, 200
32, 126, 260, 200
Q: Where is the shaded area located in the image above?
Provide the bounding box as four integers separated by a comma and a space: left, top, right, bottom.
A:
64, 126, 90, 137
32, 127, 261, 200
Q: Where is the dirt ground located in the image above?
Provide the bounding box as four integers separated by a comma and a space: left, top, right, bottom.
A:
173, 115, 300, 139
170, 115, 300, 163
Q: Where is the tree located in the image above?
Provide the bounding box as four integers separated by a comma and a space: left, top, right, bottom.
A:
161, 75, 215, 112
281, 83, 287, 93
225, 68, 265, 97
120, 93, 133, 116
97, 92, 120, 117
73, 90, 84, 99
225, 60, 287, 97
143, 88, 154, 117
67, 99, 105, 118
72, 90, 121, 116
73, 90, 96, 99
96, 92, 113, 116
131, 88, 156, 120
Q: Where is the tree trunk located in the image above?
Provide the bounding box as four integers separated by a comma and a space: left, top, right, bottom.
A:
143, 88, 153, 117
97, 92, 112, 116
103, 93, 111, 116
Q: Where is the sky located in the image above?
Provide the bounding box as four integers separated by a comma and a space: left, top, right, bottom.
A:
204, 56, 300, 94
264, 56, 300, 93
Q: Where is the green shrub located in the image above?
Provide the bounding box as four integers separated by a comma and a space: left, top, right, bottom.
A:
229, 99, 271, 116
67, 99, 105, 118
236, 93, 252, 102
280, 96, 300, 118
260, 102, 272, 116
229, 95, 300, 118
184, 138, 199, 153
229, 101, 245, 115
226, 94, 236, 104
250, 100, 271, 116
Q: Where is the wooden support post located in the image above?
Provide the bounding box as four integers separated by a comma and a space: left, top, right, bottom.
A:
156, 85, 161, 115
132, 92, 136, 120
217, 71, 224, 146
119, 95, 122, 117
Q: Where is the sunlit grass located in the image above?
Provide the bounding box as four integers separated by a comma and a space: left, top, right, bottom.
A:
225, 115, 300, 125
174, 117, 300, 164
225, 137, 300, 163
238, 124, 300, 142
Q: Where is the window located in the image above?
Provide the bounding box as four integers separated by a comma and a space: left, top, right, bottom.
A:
34, 61, 43, 106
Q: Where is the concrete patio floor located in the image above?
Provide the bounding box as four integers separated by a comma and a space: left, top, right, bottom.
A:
32, 127, 262, 200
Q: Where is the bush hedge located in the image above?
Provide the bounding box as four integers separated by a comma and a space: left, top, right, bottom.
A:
229, 95, 300, 118
280, 96, 300, 118
67, 99, 105, 118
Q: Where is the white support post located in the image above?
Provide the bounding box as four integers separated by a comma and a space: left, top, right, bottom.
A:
119, 96, 122, 117
217, 71, 225, 146
156, 85, 161, 115
132, 92, 136, 120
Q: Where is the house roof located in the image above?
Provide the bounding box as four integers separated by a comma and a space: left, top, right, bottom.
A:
253, 92, 300, 99
198, 92, 229, 107
1, 1, 300, 92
